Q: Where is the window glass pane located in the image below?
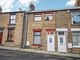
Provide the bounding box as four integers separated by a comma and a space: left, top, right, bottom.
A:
72, 12, 80, 24
35, 15, 41, 21
10, 14, 16, 24
72, 31, 80, 46
45, 14, 53, 20
8, 29, 14, 41
72, 31, 80, 35
60, 37, 63, 45
11, 15, 16, 19
73, 15, 80, 24
10, 19, 16, 24
78, 36, 80, 46
34, 36, 41, 44
34, 31, 41, 44
73, 36, 78, 46
34, 32, 40, 35
49, 38, 52, 43
58, 32, 64, 35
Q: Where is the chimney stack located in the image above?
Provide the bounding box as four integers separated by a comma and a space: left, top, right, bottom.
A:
75, 0, 80, 7
0, 6, 2, 13
29, 2, 35, 11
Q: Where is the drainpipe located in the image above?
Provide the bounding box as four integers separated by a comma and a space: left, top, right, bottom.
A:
0, 6, 2, 28
21, 12, 29, 48
0, 12, 1, 27
25, 13, 29, 48
21, 12, 26, 48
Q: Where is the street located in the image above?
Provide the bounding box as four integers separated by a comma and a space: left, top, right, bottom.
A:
0, 49, 80, 60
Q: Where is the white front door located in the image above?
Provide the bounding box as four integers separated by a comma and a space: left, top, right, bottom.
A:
47, 34, 55, 51
58, 32, 67, 52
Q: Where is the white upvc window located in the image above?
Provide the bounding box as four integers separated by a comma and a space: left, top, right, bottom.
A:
71, 12, 80, 24
72, 31, 80, 47
10, 14, 16, 24
34, 15, 41, 21
33, 31, 41, 44
45, 14, 53, 21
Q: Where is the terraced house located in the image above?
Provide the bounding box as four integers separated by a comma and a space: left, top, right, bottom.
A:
27, 0, 80, 54
0, 10, 25, 48
0, 0, 80, 54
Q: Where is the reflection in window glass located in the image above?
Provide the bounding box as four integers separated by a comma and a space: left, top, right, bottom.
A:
45, 14, 53, 20
73, 15, 80, 24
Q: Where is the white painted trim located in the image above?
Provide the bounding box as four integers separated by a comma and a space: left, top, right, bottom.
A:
56, 28, 68, 31
47, 34, 55, 52
71, 28, 80, 31
26, 41, 29, 46
72, 46, 80, 48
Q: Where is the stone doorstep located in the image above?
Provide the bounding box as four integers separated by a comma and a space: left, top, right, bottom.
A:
0, 46, 80, 58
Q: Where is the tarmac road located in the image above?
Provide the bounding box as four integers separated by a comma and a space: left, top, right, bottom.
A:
0, 49, 80, 60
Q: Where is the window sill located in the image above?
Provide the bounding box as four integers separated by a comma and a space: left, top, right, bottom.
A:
71, 24, 80, 26
72, 46, 80, 48
8, 24, 16, 26
45, 20, 53, 21
32, 44, 43, 46
6, 40, 14, 42
34, 21, 41, 22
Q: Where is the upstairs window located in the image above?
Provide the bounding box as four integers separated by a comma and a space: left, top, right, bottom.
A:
72, 12, 80, 24
45, 14, 53, 21
34, 15, 41, 21
10, 14, 16, 24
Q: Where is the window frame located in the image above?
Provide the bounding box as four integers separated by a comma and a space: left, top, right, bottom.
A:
72, 31, 80, 48
71, 12, 80, 25
58, 31, 64, 35
45, 14, 53, 21
9, 14, 16, 25
6, 28, 14, 42
34, 14, 42, 21
33, 31, 41, 45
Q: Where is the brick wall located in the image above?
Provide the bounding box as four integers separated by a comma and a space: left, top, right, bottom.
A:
1, 12, 24, 47
27, 12, 56, 50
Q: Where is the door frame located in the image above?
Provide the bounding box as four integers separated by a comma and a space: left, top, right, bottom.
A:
0, 29, 3, 45
47, 33, 55, 52
57, 32, 67, 52
56, 28, 68, 52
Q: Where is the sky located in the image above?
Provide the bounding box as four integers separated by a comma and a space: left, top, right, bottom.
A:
0, 0, 76, 12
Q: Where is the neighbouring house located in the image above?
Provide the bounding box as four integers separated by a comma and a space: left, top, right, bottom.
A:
26, 0, 80, 54
27, 7, 80, 54
0, 11, 25, 48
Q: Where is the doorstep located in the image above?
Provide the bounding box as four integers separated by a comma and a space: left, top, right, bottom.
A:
0, 46, 80, 58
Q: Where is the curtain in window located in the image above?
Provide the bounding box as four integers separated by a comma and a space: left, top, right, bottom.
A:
72, 32, 80, 46
34, 32, 41, 44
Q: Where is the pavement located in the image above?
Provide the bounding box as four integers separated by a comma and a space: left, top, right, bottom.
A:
0, 46, 80, 58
